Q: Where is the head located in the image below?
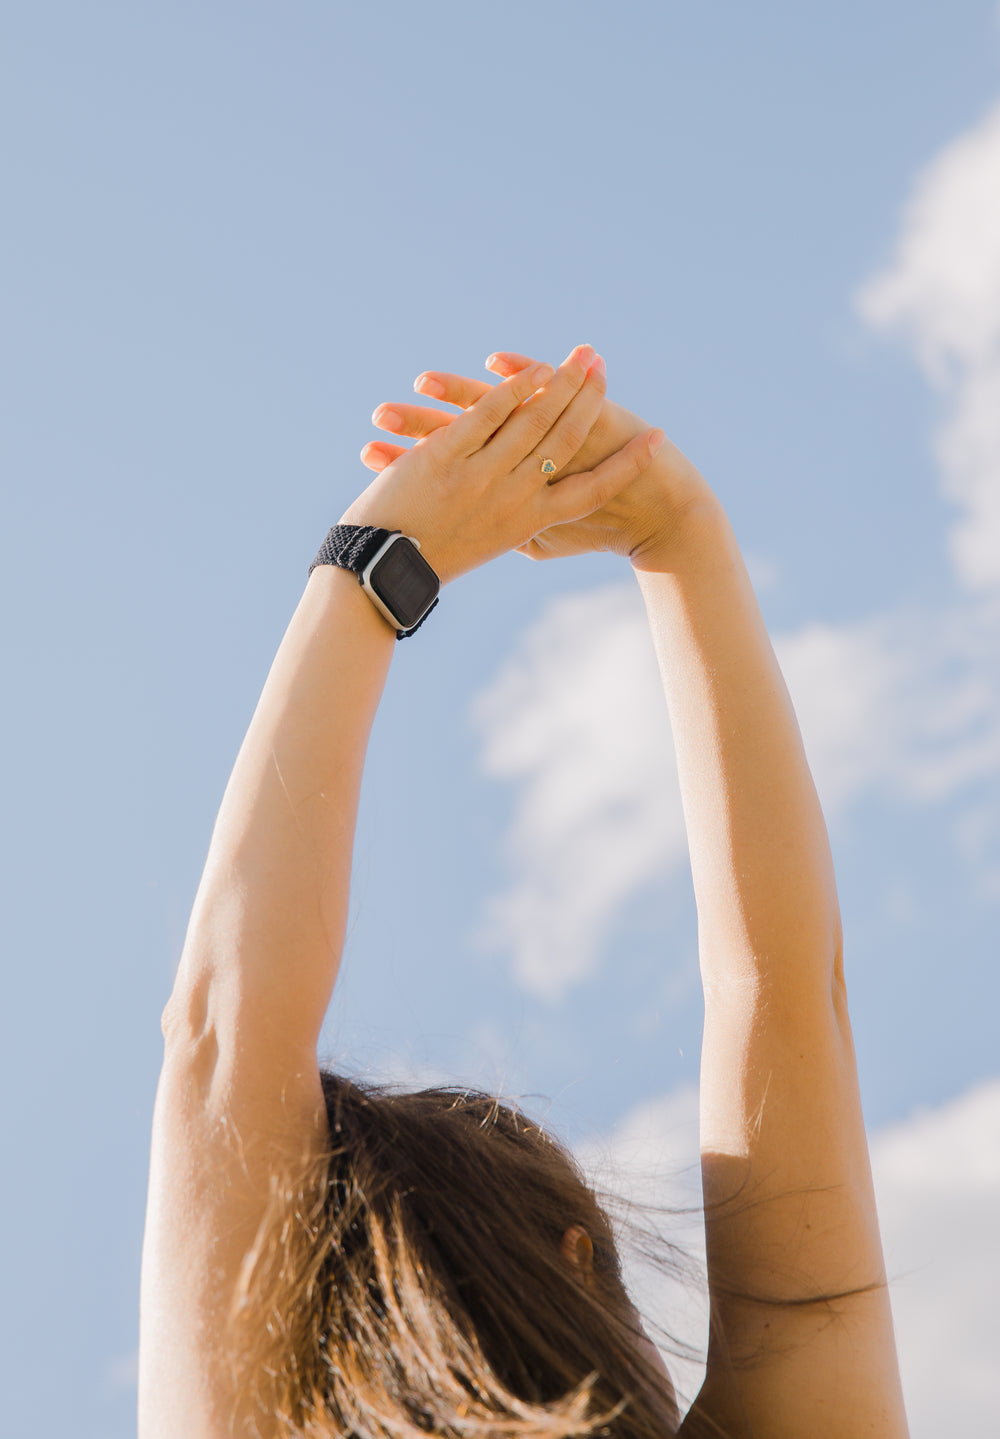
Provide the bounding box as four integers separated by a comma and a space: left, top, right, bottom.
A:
231, 1074, 681, 1439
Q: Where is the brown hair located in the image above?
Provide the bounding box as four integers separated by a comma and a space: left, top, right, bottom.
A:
227, 1073, 693, 1439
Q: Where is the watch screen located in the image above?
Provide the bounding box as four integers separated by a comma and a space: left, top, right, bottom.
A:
370, 539, 439, 629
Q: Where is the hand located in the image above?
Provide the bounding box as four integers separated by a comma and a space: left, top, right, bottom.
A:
339, 345, 665, 586
361, 349, 715, 568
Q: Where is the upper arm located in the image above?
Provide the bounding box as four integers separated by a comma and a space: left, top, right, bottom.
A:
683, 970, 910, 1439
139, 996, 329, 1439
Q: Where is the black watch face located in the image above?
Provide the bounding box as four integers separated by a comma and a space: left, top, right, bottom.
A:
370, 539, 440, 630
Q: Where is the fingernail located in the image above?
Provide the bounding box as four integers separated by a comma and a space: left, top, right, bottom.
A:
587, 354, 606, 381
576, 344, 596, 370
362, 445, 389, 471
375, 407, 403, 431
529, 362, 554, 385
415, 376, 444, 398
648, 429, 666, 457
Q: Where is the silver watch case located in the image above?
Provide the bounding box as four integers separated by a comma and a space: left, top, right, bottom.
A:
359, 532, 439, 634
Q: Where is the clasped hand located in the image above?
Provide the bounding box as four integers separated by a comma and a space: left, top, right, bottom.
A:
339, 344, 666, 585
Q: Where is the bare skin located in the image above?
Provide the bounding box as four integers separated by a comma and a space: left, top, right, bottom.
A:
139, 346, 666, 1439
344, 345, 666, 582
141, 343, 908, 1437
362, 353, 910, 1437
362, 350, 708, 569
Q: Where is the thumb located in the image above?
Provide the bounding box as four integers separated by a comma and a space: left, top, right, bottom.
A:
542, 430, 664, 525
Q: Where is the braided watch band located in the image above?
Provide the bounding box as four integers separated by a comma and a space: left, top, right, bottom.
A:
308, 523, 440, 639
309, 524, 393, 578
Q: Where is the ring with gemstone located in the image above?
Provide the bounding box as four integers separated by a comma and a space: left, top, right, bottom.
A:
539, 457, 558, 476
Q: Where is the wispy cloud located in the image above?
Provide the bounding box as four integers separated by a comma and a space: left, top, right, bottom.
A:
870, 1077, 1000, 1436
578, 1077, 1000, 1435
468, 583, 686, 1001
472, 91, 1000, 1002
856, 97, 1000, 592
105, 1348, 139, 1393
575, 1085, 707, 1413
470, 584, 1000, 999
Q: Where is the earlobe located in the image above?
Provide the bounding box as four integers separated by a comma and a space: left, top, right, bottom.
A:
560, 1224, 594, 1284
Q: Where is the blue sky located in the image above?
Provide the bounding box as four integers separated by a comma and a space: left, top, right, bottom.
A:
3, 2, 999, 1433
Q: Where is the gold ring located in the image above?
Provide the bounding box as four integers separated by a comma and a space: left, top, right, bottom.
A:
539, 457, 557, 476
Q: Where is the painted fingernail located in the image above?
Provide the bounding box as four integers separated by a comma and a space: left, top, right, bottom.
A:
415, 376, 444, 398
375, 407, 403, 431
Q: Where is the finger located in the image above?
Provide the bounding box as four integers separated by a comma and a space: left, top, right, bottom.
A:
414, 371, 495, 410
485, 351, 538, 378
361, 440, 407, 471
482, 345, 596, 473
484, 354, 557, 419
541, 429, 666, 527
442, 359, 556, 459
372, 402, 456, 441
514, 352, 607, 481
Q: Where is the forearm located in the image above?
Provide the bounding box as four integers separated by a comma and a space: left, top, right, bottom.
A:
634, 494, 882, 1274
634, 494, 842, 999
165, 565, 396, 1052
637, 495, 906, 1433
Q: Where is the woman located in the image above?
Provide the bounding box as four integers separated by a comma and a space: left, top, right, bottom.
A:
139, 345, 909, 1437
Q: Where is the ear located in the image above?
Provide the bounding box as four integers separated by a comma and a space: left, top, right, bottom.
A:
560, 1225, 595, 1285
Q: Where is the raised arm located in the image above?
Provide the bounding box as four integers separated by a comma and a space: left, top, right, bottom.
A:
632, 499, 908, 1439
365, 355, 909, 1438
139, 346, 662, 1437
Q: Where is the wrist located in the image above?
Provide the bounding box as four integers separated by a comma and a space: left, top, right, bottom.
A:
338, 500, 453, 588
311, 522, 442, 638
307, 561, 399, 641
627, 473, 725, 574
588, 401, 722, 567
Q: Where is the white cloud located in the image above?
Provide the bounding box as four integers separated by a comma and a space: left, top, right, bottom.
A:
936, 364, 1000, 590
105, 1348, 139, 1393
856, 97, 1000, 591
773, 616, 909, 812
470, 77, 1000, 1433
575, 1086, 708, 1415
579, 1077, 1000, 1435
744, 549, 779, 594
777, 601, 1000, 809
468, 583, 686, 1001
471, 581, 1000, 1000
871, 1077, 1000, 1437
473, 87, 1000, 1003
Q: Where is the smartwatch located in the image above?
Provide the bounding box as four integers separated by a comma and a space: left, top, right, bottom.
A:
308, 524, 441, 639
